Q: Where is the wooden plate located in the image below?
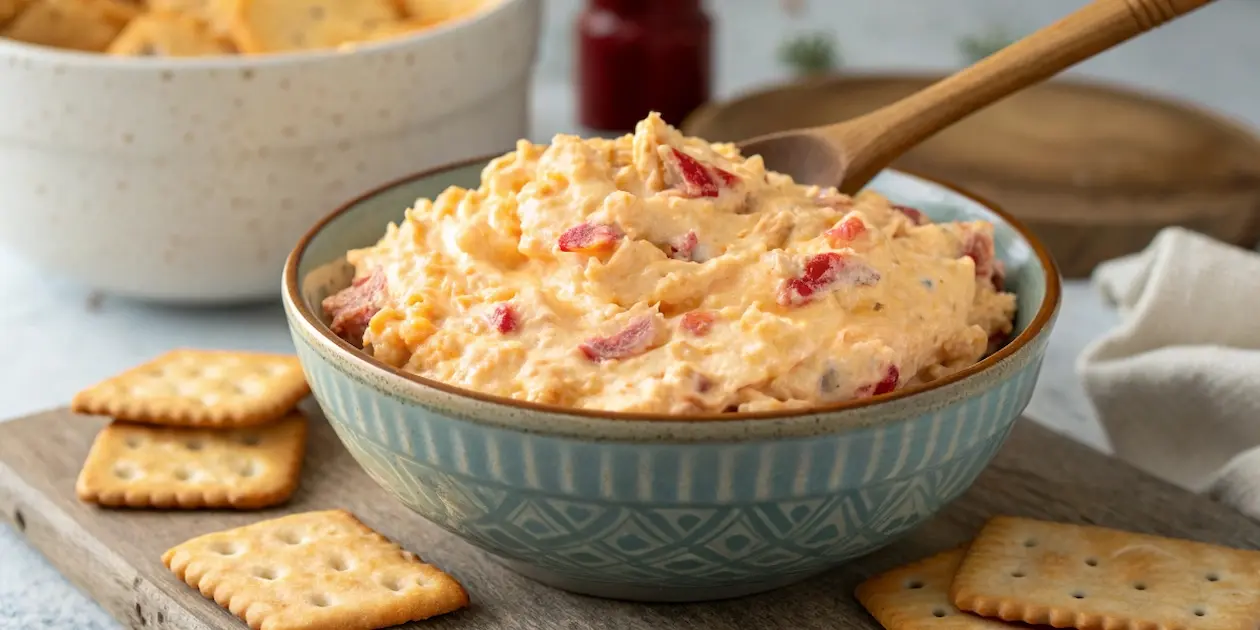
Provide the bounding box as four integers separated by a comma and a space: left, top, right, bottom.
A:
683, 74, 1260, 277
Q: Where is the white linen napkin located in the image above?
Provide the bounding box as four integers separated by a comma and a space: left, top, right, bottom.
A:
1077, 227, 1260, 520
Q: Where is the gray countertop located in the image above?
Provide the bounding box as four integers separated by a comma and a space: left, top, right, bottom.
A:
3, 0, 1255, 626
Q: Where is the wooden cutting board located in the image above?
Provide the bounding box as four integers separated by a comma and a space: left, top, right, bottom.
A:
683, 73, 1260, 277
3, 406, 1259, 630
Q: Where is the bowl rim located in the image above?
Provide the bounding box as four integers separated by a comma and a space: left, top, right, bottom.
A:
0, 0, 529, 69
283, 155, 1062, 423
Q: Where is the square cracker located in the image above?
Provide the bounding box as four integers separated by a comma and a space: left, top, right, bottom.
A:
951, 516, 1260, 630
72, 349, 311, 428
162, 510, 470, 630
76, 414, 307, 509
229, 0, 402, 54
146, 0, 239, 34
107, 10, 236, 56
0, 0, 36, 27
856, 548, 1016, 629
394, 0, 482, 23
2, 0, 137, 51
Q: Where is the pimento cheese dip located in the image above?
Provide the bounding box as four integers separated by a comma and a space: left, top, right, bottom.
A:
323, 113, 1016, 414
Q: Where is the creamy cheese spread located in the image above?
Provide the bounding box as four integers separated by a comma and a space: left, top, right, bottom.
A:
322, 113, 1017, 414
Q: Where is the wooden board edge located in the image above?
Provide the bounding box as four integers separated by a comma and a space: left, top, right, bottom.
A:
0, 434, 218, 630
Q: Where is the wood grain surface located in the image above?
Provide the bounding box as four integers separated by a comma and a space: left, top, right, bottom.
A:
2, 405, 1259, 630
684, 74, 1260, 277
755, 0, 1218, 194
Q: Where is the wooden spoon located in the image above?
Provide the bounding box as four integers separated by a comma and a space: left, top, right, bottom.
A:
738, 0, 1216, 195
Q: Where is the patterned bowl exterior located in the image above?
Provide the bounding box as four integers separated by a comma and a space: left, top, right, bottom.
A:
283, 165, 1060, 602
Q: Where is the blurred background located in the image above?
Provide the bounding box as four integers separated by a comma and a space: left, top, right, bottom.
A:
532, 0, 1260, 139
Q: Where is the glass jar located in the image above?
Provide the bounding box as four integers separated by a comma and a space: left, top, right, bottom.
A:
577, 0, 712, 132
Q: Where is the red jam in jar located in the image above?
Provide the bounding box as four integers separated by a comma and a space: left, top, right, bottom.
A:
577, 0, 712, 132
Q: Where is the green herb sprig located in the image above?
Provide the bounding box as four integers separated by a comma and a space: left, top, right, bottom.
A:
778, 32, 840, 77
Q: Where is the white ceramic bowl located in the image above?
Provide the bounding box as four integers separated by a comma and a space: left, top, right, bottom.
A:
0, 0, 540, 304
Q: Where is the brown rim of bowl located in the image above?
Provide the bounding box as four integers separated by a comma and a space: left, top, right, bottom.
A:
284, 155, 1062, 423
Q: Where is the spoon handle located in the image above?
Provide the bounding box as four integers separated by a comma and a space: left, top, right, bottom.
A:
837, 0, 1214, 192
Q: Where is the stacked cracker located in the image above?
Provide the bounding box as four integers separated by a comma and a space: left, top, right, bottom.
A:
0, 0, 483, 57
71, 349, 468, 630
856, 515, 1260, 630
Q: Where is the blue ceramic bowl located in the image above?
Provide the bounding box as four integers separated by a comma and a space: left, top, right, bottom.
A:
282, 159, 1061, 602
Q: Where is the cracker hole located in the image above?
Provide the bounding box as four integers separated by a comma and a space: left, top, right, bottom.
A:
125, 436, 143, 448
277, 530, 304, 545
1071, 591, 1085, 599
113, 465, 137, 480
209, 541, 240, 556
379, 575, 403, 591
1011, 571, 1025, 578
1206, 573, 1220, 582
238, 434, 262, 446
1134, 583, 1147, 591
253, 566, 279, 580
327, 555, 351, 572
1085, 558, 1098, 567
1023, 539, 1037, 548
238, 461, 258, 478
906, 580, 924, 590
307, 593, 332, 608
1194, 608, 1207, 617
932, 609, 947, 618
185, 439, 204, 451
173, 468, 194, 481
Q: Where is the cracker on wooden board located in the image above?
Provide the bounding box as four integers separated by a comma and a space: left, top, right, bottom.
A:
950, 515, 1260, 630
163, 509, 470, 630
71, 349, 311, 428
229, 0, 402, 54
76, 414, 307, 509
856, 548, 1015, 629
107, 10, 235, 56
1, 0, 137, 51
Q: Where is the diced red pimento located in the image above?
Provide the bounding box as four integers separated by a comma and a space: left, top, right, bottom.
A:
665, 230, 699, 261
873, 365, 900, 395
961, 229, 997, 283
893, 205, 928, 225
777, 252, 880, 306
713, 167, 740, 187
663, 147, 740, 198
321, 269, 387, 346
856, 365, 900, 398
558, 222, 622, 253
579, 316, 658, 362
824, 216, 867, 246
680, 310, 715, 336
488, 303, 519, 334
